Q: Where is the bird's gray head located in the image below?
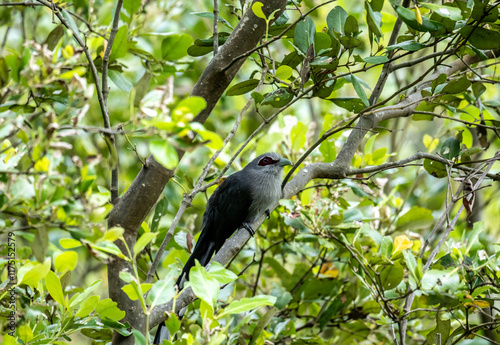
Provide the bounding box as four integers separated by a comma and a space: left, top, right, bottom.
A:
243, 152, 292, 176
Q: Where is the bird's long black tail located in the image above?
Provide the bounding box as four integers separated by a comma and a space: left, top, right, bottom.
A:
175, 229, 216, 288
154, 231, 216, 344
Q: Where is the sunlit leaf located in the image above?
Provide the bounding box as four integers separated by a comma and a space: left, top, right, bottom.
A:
393, 235, 413, 253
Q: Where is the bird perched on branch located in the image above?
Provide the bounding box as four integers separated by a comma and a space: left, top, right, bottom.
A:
153, 152, 292, 344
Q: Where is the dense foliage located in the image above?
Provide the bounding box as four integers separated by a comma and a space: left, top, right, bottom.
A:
1, 0, 500, 344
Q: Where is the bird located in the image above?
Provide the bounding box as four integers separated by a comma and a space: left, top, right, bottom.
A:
153, 152, 292, 344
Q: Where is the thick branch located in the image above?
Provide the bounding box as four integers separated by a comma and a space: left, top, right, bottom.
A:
335, 49, 500, 170
192, 0, 286, 124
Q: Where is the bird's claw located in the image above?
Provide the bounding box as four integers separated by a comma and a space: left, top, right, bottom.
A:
265, 209, 271, 219
242, 222, 255, 236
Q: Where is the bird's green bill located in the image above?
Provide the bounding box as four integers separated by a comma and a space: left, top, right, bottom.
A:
278, 158, 292, 167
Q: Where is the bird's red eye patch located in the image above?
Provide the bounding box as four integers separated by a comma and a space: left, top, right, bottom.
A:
258, 156, 277, 166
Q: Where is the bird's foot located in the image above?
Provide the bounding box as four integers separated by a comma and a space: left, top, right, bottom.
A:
242, 222, 255, 236
265, 209, 271, 219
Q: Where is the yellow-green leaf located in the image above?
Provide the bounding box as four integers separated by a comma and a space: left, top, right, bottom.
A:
75, 295, 100, 317
62, 44, 74, 59
34, 156, 50, 172
423, 134, 439, 152
276, 65, 293, 81
104, 227, 125, 242
133, 232, 157, 258
55, 251, 78, 273
19, 258, 51, 287
252, 2, 266, 20
95, 298, 126, 321
46, 270, 66, 307
59, 238, 82, 249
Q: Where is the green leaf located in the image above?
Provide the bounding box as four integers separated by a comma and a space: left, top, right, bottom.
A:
422, 268, 460, 293
314, 32, 332, 55
386, 40, 426, 51
426, 315, 451, 345
62, 9, 82, 42
226, 79, 260, 96
162, 33, 194, 60
108, 69, 133, 93
75, 295, 100, 317
69, 280, 102, 309
440, 137, 460, 159
109, 25, 128, 61
190, 261, 219, 307
59, 238, 82, 249
0, 57, 8, 87
275, 65, 293, 80
149, 140, 179, 169
327, 6, 348, 36
464, 221, 483, 255
209, 262, 238, 284
124, 0, 141, 15
471, 2, 498, 23
339, 36, 362, 49
350, 74, 369, 107
363, 55, 389, 64
365, 1, 383, 38
459, 26, 500, 50
133, 232, 157, 258
441, 76, 471, 94
217, 295, 277, 318
96, 298, 126, 321
423, 158, 447, 178
151, 197, 168, 233
18, 325, 33, 344
147, 275, 176, 307
133, 71, 152, 107
379, 236, 393, 259
396, 206, 434, 231
431, 73, 447, 93
460, 147, 482, 165
165, 313, 181, 335
291, 122, 307, 152
46, 270, 66, 307
187, 44, 215, 57
122, 282, 152, 300
55, 251, 78, 273
344, 15, 359, 36
421, 3, 462, 21
294, 16, 316, 54
261, 88, 293, 107
104, 227, 125, 242
173, 96, 207, 122
44, 25, 64, 51
394, 5, 444, 32
402, 249, 419, 283
19, 258, 51, 287
91, 241, 126, 258
319, 138, 336, 162
472, 82, 486, 98
379, 262, 404, 290
331, 97, 366, 113
132, 329, 147, 345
